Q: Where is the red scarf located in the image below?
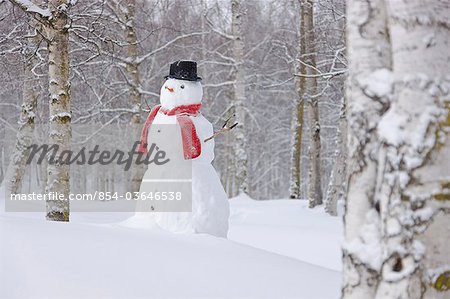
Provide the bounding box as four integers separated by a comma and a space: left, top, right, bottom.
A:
138, 104, 202, 159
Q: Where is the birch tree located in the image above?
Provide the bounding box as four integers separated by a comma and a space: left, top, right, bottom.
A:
45, 0, 72, 221
4, 23, 39, 195
343, 0, 450, 298
343, 0, 392, 296
289, 0, 306, 199
230, 0, 248, 196
9, 0, 73, 221
324, 96, 346, 215
123, 0, 144, 193
303, 0, 322, 208
289, 0, 346, 201
291, 0, 323, 205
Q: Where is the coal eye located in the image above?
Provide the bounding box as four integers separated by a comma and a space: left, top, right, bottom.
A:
180, 85, 185, 89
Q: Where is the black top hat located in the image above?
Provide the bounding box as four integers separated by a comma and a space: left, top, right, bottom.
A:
165, 60, 201, 82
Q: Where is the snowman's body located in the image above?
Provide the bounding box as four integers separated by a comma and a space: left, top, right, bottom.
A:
135, 78, 229, 238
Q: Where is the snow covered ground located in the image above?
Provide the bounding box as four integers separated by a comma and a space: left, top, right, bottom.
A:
0, 190, 343, 298
229, 194, 343, 271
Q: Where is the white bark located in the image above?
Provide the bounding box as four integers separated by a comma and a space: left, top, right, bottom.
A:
124, 0, 143, 194
289, 0, 306, 200
343, 0, 392, 297
201, 0, 210, 103
230, 0, 248, 196
307, 97, 323, 207
4, 27, 39, 195
325, 96, 347, 216
299, 0, 322, 208
344, 0, 450, 298
45, 0, 71, 221
374, 1, 450, 298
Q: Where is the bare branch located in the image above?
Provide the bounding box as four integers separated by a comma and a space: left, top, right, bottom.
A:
205, 13, 235, 40
204, 114, 238, 143
136, 32, 207, 64
294, 69, 346, 79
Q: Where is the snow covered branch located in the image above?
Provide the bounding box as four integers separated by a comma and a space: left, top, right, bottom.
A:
136, 32, 207, 64
294, 69, 346, 79
8, 0, 51, 20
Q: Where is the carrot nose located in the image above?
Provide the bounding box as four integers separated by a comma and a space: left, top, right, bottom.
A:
166, 87, 174, 92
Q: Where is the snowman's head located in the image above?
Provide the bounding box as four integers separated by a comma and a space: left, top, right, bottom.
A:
160, 78, 203, 110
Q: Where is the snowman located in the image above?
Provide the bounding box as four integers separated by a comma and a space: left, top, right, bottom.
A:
133, 60, 229, 238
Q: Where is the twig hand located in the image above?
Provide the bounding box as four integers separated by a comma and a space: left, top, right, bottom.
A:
204, 114, 238, 142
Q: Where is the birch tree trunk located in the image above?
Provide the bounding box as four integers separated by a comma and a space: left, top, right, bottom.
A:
343, 0, 450, 298
201, 0, 210, 103
343, 0, 392, 297
324, 96, 347, 216
4, 26, 39, 195
301, 0, 322, 208
289, 0, 306, 199
230, 0, 248, 196
373, 1, 450, 298
45, 0, 71, 221
124, 0, 143, 194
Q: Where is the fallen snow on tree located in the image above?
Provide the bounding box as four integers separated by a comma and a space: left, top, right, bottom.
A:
357, 68, 393, 100
13, 0, 52, 18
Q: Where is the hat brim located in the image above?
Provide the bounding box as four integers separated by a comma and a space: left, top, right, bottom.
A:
164, 75, 202, 82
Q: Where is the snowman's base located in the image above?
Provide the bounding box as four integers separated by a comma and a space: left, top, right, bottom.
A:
120, 209, 229, 238
119, 212, 158, 230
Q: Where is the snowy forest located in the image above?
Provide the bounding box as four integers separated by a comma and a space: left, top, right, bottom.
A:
0, 0, 449, 298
